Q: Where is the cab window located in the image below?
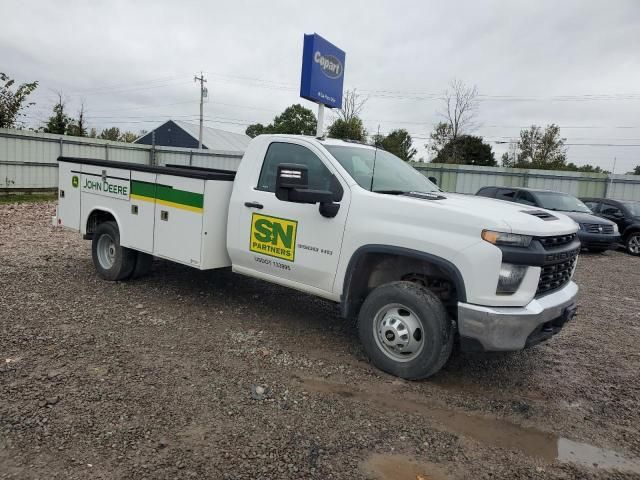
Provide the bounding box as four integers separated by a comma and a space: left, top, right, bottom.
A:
601, 203, 623, 217
583, 201, 600, 213
496, 188, 517, 201
257, 142, 334, 193
516, 191, 537, 206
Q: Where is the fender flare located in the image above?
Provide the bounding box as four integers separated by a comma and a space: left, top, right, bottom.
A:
83, 207, 122, 237
339, 244, 467, 318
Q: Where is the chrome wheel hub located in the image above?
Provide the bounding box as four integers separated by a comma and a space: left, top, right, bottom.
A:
97, 234, 116, 269
374, 304, 424, 362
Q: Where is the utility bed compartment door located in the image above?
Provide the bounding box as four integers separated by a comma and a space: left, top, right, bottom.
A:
153, 174, 205, 267
125, 171, 157, 253
57, 161, 81, 230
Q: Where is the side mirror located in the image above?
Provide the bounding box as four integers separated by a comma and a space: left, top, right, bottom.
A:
275, 163, 341, 218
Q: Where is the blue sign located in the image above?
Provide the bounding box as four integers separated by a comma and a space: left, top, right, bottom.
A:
300, 33, 346, 109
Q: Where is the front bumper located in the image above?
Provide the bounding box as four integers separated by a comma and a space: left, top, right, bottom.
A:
577, 231, 620, 249
458, 281, 578, 351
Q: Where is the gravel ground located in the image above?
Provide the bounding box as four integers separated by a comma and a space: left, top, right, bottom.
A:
1, 201, 639, 480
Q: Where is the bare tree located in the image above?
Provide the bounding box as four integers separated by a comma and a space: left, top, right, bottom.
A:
335, 89, 368, 122
440, 79, 479, 141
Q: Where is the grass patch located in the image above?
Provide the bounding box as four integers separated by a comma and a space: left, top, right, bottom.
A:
0, 193, 58, 204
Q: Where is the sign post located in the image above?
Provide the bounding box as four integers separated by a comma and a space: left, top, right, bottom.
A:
300, 33, 346, 137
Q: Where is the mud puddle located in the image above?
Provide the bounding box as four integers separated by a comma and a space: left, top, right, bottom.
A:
299, 377, 640, 474
360, 453, 450, 480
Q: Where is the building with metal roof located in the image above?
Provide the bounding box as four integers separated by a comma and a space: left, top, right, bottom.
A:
135, 120, 250, 153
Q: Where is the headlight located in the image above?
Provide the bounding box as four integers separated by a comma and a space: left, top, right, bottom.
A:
578, 223, 586, 231
482, 230, 533, 248
497, 263, 528, 294
612, 224, 619, 233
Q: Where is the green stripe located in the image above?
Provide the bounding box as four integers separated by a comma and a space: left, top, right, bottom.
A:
131, 180, 156, 198
131, 180, 204, 209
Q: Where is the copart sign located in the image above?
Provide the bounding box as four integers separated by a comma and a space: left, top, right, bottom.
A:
299, 33, 346, 109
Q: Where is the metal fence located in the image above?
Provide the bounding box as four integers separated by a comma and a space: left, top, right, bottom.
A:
0, 128, 243, 191
3, 128, 640, 201
413, 162, 640, 201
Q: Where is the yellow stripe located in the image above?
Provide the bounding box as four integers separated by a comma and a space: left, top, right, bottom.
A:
155, 198, 203, 213
130, 194, 203, 213
130, 193, 154, 203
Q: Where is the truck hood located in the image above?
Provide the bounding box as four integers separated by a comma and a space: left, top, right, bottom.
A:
401, 192, 579, 236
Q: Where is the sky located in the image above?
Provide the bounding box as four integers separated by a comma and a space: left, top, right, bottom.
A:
2, 0, 640, 172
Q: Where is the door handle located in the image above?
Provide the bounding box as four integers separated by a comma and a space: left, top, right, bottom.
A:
244, 201, 263, 209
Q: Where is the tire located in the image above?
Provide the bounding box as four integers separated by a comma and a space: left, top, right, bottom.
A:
131, 252, 153, 279
357, 281, 453, 380
91, 221, 136, 281
625, 231, 640, 256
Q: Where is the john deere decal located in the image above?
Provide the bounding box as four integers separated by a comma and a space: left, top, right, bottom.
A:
250, 213, 297, 262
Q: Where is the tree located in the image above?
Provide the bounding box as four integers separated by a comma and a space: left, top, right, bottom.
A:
429, 79, 479, 163
119, 131, 138, 143
427, 122, 453, 158
326, 89, 369, 141
565, 162, 607, 173
99, 127, 121, 141
509, 124, 568, 170
335, 89, 368, 123
0, 72, 38, 128
433, 135, 496, 166
66, 102, 87, 137
629, 165, 640, 175
327, 117, 367, 142
271, 104, 316, 135
43, 93, 72, 134
88, 128, 97, 138
374, 129, 417, 161
245, 104, 317, 138
245, 123, 270, 138
441, 78, 479, 138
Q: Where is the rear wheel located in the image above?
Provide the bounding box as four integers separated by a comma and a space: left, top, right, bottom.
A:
626, 232, 640, 256
357, 281, 453, 380
92, 221, 136, 281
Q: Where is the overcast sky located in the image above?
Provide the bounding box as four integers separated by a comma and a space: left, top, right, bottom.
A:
3, 0, 639, 171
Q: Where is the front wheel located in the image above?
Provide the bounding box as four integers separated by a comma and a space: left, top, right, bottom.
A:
357, 281, 453, 380
91, 221, 137, 281
626, 232, 640, 256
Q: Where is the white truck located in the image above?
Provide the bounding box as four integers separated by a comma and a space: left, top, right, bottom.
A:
55, 134, 580, 379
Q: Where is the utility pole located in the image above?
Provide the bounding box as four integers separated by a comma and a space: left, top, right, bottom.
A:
194, 72, 207, 149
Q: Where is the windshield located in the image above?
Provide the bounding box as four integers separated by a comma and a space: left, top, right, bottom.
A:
534, 192, 591, 213
324, 145, 439, 194
621, 201, 640, 216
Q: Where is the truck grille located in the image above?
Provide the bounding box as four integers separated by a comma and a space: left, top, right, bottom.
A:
537, 250, 578, 296
582, 223, 614, 234
537, 233, 577, 248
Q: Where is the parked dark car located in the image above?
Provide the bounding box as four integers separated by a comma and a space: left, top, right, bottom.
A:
580, 197, 640, 256
476, 187, 620, 252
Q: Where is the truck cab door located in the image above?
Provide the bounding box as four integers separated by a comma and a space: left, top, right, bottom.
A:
227, 140, 350, 295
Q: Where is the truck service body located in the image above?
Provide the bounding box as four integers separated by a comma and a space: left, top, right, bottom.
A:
55, 134, 580, 379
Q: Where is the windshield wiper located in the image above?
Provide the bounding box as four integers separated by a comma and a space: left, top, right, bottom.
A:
372, 189, 408, 195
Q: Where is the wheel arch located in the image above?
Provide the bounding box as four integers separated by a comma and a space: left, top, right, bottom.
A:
339, 244, 467, 319
84, 207, 121, 239
623, 224, 640, 240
